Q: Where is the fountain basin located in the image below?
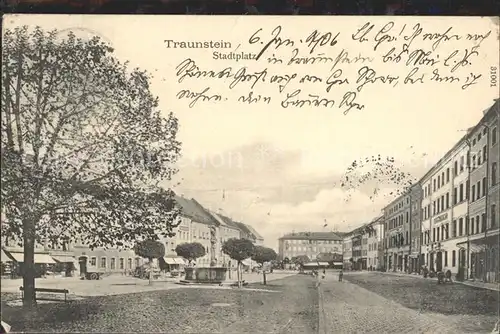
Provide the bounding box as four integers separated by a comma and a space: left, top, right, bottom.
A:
184, 267, 228, 283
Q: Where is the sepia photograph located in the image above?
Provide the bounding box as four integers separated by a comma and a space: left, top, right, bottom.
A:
1, 14, 499, 333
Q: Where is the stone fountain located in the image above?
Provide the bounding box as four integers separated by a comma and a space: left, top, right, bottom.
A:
183, 225, 228, 284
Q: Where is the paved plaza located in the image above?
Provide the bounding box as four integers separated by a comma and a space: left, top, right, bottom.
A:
320, 271, 499, 333
2, 271, 498, 333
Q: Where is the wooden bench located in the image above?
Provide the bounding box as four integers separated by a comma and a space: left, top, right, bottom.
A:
19, 286, 70, 302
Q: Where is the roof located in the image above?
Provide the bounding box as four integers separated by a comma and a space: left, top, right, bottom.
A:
210, 211, 240, 230
233, 221, 255, 239
279, 231, 344, 241
417, 100, 499, 185
174, 196, 219, 226
242, 224, 264, 240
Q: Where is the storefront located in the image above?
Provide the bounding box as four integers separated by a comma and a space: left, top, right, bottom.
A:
463, 235, 499, 283
2, 250, 56, 278
51, 254, 78, 277
162, 256, 185, 273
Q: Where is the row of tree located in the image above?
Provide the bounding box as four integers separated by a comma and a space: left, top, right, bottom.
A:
134, 238, 278, 286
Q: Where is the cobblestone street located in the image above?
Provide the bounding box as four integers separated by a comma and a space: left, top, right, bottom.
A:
319, 271, 499, 333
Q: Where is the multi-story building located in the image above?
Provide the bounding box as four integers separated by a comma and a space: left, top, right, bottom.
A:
366, 215, 384, 271
160, 196, 220, 267
208, 211, 241, 269
409, 183, 423, 273
351, 234, 362, 270
457, 100, 499, 282
484, 101, 499, 283
243, 224, 264, 246
278, 231, 343, 261
384, 192, 412, 272
420, 135, 470, 276
342, 233, 353, 270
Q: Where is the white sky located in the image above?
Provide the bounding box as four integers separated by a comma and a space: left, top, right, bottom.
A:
4, 15, 499, 249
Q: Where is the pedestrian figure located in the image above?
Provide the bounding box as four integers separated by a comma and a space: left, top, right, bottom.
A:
445, 270, 453, 283
321, 268, 326, 279
315, 270, 321, 288
338, 269, 343, 282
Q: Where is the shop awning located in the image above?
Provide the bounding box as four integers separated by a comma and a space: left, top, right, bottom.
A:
34, 254, 56, 264
164, 257, 177, 265
469, 244, 486, 253
164, 257, 185, 265
51, 255, 76, 263
303, 262, 329, 267
241, 259, 252, 266
1, 249, 12, 262
333, 262, 343, 266
9, 252, 24, 262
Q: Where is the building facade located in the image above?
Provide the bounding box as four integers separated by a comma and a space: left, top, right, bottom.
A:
421, 137, 470, 276
409, 183, 423, 273
366, 216, 384, 271
458, 101, 499, 283
278, 232, 343, 262
384, 192, 412, 272
342, 234, 353, 270
208, 211, 241, 269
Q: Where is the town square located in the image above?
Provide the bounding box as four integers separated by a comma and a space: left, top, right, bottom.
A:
1, 15, 499, 333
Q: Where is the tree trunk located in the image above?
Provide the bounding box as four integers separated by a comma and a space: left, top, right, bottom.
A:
22, 218, 37, 308
148, 258, 153, 285
237, 261, 242, 288
263, 271, 267, 285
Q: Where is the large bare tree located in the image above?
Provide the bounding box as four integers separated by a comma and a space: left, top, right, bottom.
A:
1, 26, 182, 307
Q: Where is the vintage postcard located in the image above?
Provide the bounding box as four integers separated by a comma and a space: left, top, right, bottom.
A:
1, 14, 499, 333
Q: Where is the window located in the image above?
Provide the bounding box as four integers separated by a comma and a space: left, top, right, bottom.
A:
472, 155, 476, 169
476, 181, 481, 200
100, 257, 107, 268
452, 250, 456, 267
433, 179, 436, 191
492, 127, 497, 145
446, 193, 450, 208
471, 185, 476, 202
452, 220, 457, 237
110, 258, 116, 270
471, 217, 475, 234
466, 180, 470, 199
459, 184, 464, 202
493, 162, 498, 186
482, 177, 487, 197
460, 156, 465, 171
476, 215, 480, 233
459, 218, 463, 236
454, 161, 458, 175
90, 257, 97, 266
128, 258, 132, 269
445, 223, 449, 239
119, 258, 124, 269
492, 204, 497, 228
436, 227, 440, 241
437, 175, 441, 187
453, 187, 458, 205
483, 145, 487, 161
441, 195, 445, 211
433, 228, 436, 242
444, 251, 448, 266
446, 168, 450, 182
481, 213, 487, 231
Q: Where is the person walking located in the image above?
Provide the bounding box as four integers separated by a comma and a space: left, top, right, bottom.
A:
315, 269, 321, 288
338, 269, 343, 282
